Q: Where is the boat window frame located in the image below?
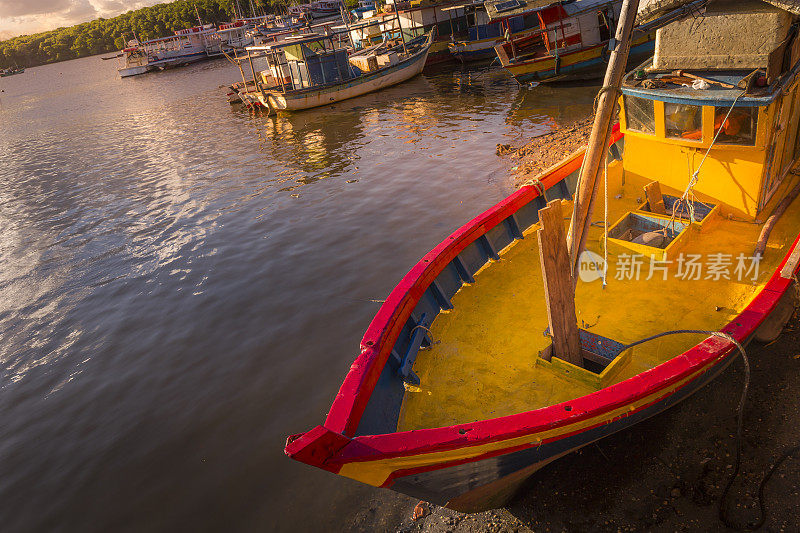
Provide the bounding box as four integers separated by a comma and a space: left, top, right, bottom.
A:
620, 93, 767, 151
664, 101, 704, 143
711, 105, 759, 147
622, 94, 656, 136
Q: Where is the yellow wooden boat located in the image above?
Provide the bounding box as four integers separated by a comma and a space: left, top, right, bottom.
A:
285, 0, 800, 512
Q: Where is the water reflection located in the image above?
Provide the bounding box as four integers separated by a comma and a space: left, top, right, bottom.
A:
0, 55, 597, 532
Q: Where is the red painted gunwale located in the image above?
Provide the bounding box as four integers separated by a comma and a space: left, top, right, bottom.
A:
287, 126, 800, 478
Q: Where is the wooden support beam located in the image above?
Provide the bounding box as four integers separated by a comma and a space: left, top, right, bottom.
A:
645, 181, 666, 215
537, 200, 583, 366
567, 0, 641, 284
453, 256, 475, 284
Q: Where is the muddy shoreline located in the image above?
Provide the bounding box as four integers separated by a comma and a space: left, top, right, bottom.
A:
375, 118, 800, 533
498, 117, 595, 188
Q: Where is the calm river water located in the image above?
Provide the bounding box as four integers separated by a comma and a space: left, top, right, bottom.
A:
0, 54, 597, 532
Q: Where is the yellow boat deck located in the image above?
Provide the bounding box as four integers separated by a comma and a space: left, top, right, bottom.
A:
397, 160, 800, 432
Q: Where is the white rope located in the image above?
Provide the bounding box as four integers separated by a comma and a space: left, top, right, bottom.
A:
665, 90, 747, 232
692, 90, 746, 183
603, 146, 609, 288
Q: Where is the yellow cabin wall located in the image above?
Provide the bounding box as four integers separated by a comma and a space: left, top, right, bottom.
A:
621, 134, 766, 218
618, 80, 800, 219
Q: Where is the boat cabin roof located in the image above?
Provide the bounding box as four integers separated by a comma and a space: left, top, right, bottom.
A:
638, 0, 800, 22
621, 58, 799, 107
246, 33, 330, 50
485, 0, 608, 22
440, 1, 484, 12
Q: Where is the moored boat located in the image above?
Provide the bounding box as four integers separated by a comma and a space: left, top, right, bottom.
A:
446, 1, 509, 63
117, 24, 223, 77
288, 3, 313, 19
284, 0, 800, 513
352, 0, 377, 19
234, 31, 433, 112
0, 66, 25, 77
310, 0, 344, 18
492, 0, 656, 83
217, 17, 271, 51
352, 0, 478, 66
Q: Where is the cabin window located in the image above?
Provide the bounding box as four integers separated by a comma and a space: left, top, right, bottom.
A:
665, 103, 703, 141
624, 96, 655, 134
713, 106, 758, 145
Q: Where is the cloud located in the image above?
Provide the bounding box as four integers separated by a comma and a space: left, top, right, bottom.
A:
0, 0, 73, 18
0, 0, 164, 39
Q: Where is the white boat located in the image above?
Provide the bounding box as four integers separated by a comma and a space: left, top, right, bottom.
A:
217, 17, 271, 51
309, 0, 343, 18
117, 24, 222, 77
237, 32, 433, 112
351, 0, 376, 19
118, 44, 150, 78
288, 4, 312, 18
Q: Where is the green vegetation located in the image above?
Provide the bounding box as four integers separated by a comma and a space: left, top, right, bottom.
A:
0, 0, 287, 68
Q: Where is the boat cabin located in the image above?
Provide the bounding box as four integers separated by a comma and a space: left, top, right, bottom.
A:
247, 34, 354, 92
217, 21, 253, 50
445, 1, 505, 41
217, 18, 270, 51
491, 0, 621, 65
621, 0, 800, 219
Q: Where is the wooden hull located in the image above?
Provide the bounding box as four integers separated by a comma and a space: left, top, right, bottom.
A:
254, 38, 431, 112
448, 38, 501, 64
284, 124, 800, 511
386, 346, 737, 511
310, 8, 340, 18
424, 40, 457, 66
503, 34, 655, 84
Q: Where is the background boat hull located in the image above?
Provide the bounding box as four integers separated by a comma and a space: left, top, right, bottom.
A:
262, 41, 431, 112
118, 65, 149, 77
506, 37, 654, 84
449, 39, 500, 63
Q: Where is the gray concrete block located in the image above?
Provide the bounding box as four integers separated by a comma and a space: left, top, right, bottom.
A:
653, 0, 795, 70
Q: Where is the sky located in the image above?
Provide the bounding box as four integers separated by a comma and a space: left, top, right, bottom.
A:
0, 0, 166, 40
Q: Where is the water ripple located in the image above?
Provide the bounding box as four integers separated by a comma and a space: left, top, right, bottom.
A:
0, 54, 598, 532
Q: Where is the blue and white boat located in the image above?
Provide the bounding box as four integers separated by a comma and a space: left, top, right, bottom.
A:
447, 1, 524, 63
351, 0, 376, 19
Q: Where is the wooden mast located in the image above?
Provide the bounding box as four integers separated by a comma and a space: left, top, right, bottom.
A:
538, 0, 641, 365
566, 0, 641, 283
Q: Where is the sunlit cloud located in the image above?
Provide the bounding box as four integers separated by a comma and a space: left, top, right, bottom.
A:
0, 0, 166, 39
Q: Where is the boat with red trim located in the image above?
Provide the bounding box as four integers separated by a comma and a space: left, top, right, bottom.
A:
285, 0, 800, 511
491, 0, 657, 83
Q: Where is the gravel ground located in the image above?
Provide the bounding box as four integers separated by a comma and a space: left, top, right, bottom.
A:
497, 117, 595, 188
